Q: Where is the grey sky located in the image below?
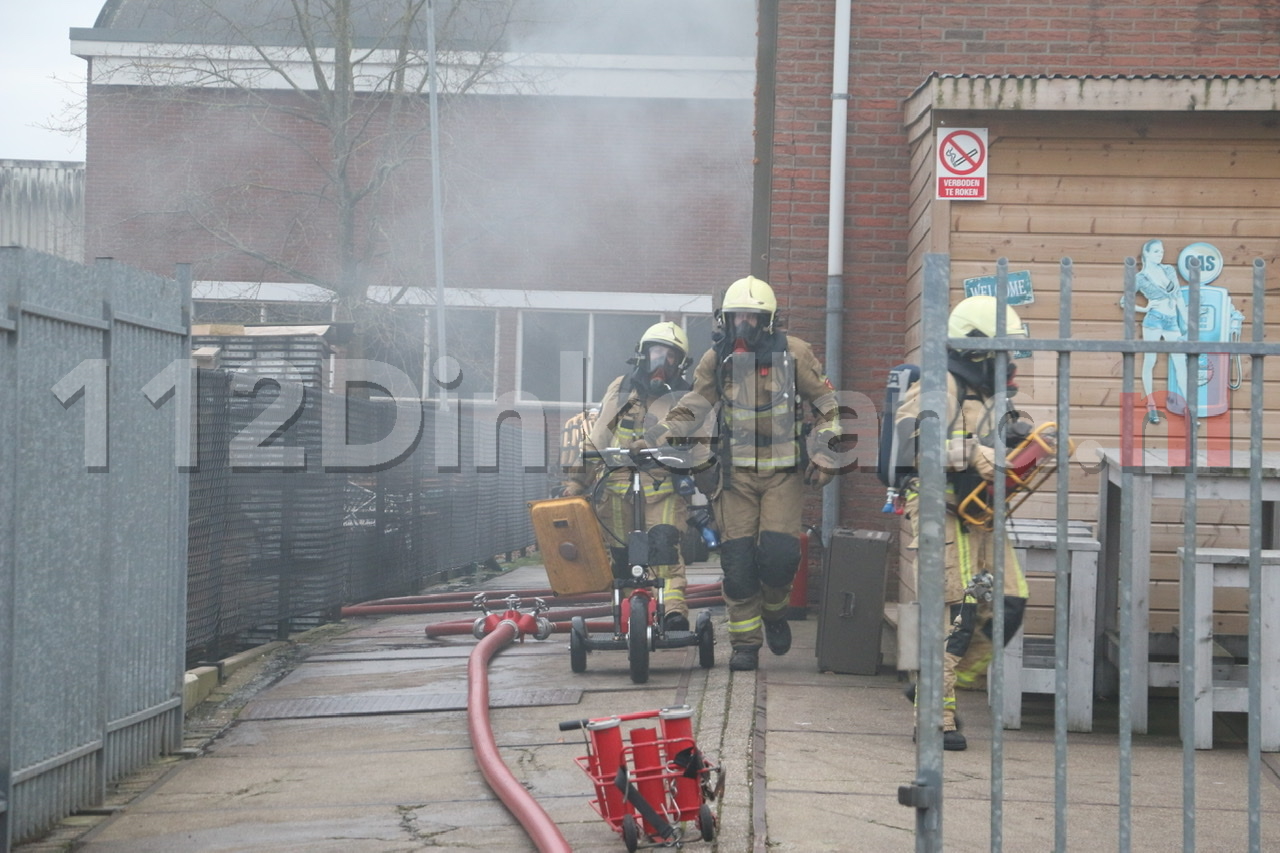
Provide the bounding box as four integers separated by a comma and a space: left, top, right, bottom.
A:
1, 0, 102, 162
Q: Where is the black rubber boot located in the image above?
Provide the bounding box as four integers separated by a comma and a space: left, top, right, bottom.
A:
663, 611, 690, 633
729, 645, 761, 671
764, 618, 791, 655
943, 730, 968, 751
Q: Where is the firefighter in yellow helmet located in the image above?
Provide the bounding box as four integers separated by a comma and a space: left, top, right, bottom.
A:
561, 321, 702, 630
894, 294, 1032, 750
558, 405, 600, 483
637, 277, 843, 671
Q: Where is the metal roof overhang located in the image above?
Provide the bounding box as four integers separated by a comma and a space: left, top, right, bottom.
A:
905, 73, 1280, 142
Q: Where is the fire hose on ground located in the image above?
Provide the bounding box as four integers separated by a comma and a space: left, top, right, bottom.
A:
389, 585, 727, 850
467, 610, 573, 853
423, 595, 724, 638
339, 582, 724, 618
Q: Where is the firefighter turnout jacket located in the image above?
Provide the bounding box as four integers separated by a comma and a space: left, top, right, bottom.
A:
652, 333, 840, 470
563, 375, 705, 497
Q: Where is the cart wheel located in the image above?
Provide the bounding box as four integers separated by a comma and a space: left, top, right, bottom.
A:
622, 814, 640, 852
627, 595, 650, 684
569, 616, 588, 673
696, 610, 715, 669
698, 802, 716, 841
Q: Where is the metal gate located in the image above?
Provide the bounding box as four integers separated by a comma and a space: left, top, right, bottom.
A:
903, 252, 1277, 852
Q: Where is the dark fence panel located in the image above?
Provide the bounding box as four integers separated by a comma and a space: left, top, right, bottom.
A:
183, 384, 550, 662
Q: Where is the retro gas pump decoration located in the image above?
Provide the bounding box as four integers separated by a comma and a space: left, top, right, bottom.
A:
1170, 242, 1245, 418
1123, 240, 1244, 421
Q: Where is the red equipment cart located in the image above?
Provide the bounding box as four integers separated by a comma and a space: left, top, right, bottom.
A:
560, 705, 722, 851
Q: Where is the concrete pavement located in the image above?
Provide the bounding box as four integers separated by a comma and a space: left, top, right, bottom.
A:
17, 561, 1280, 852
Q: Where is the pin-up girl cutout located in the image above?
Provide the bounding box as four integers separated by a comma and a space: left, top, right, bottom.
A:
1128, 238, 1189, 424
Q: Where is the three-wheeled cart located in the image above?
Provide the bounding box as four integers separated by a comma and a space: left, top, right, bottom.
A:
530, 446, 717, 684
560, 705, 722, 851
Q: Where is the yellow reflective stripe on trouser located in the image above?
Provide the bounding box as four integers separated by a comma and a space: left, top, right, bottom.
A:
956, 524, 1030, 599
728, 614, 763, 637
761, 598, 788, 615
956, 657, 992, 687
956, 523, 974, 589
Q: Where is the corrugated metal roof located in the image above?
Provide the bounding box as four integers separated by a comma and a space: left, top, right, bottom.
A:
905, 72, 1280, 123
75, 0, 755, 57
0, 160, 85, 261
912, 71, 1280, 100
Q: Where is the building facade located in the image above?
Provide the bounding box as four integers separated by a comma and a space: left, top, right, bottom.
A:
74, 0, 756, 406
73, 3, 1280, 582
762, 1, 1280, 616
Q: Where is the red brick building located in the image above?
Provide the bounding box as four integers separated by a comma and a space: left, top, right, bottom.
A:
759, 2, 1280, 542
74, 0, 755, 404
74, 1, 1280, 548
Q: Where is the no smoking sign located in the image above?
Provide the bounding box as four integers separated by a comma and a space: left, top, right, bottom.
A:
936, 127, 988, 200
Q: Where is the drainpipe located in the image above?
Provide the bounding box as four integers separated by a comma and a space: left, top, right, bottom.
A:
750, 0, 779, 278
822, 0, 852, 546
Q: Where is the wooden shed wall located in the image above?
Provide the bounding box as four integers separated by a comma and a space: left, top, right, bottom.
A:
901, 109, 1280, 636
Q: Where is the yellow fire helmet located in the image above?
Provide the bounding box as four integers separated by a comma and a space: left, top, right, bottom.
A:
721, 275, 777, 330
947, 294, 1027, 341
638, 321, 691, 370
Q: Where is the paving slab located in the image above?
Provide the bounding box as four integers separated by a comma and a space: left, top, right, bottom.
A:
15, 560, 1280, 852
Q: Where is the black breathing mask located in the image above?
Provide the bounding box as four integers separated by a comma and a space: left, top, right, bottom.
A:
728, 312, 766, 348
631, 343, 680, 398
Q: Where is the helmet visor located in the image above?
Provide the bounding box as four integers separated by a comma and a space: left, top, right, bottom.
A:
646, 343, 675, 372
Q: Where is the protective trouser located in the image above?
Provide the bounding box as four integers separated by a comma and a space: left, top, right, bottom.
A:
938, 512, 1028, 730
598, 489, 688, 619
714, 468, 803, 647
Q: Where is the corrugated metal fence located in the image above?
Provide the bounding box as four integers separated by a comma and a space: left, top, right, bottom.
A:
1, 248, 548, 850
0, 249, 189, 850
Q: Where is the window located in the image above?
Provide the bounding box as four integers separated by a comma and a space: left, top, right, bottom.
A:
519, 311, 662, 405
684, 314, 715, 369
427, 308, 498, 399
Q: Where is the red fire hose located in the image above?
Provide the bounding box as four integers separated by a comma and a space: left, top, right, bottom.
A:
341, 583, 723, 618
427, 581, 727, 850
468, 620, 572, 853
424, 595, 724, 638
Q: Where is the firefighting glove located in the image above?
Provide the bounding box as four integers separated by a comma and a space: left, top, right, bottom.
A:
945, 435, 978, 471
804, 452, 838, 488
979, 416, 1033, 450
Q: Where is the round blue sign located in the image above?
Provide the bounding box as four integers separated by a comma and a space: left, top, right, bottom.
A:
1177, 242, 1223, 285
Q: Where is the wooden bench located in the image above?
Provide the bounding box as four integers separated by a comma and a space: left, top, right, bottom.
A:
999, 519, 1099, 733
1174, 547, 1280, 751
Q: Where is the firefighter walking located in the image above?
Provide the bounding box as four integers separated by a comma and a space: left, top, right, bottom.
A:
562, 322, 700, 631
894, 295, 1032, 750
638, 276, 842, 671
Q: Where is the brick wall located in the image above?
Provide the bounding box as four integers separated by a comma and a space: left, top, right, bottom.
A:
85, 89, 753, 299
768, 0, 1280, 535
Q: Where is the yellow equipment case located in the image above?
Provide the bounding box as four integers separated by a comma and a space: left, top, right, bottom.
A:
528, 496, 614, 596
